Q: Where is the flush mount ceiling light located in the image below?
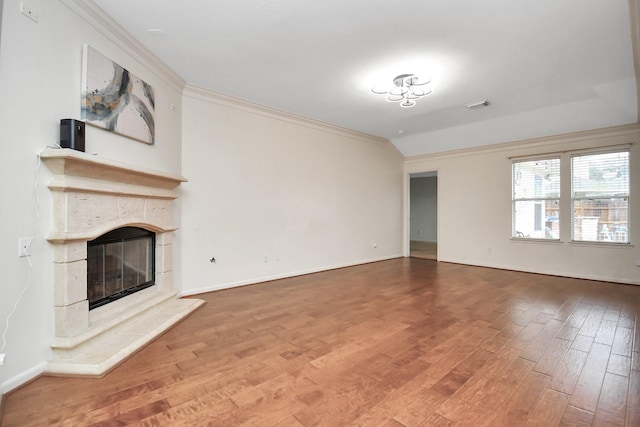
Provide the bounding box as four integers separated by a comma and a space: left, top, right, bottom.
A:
371, 74, 432, 108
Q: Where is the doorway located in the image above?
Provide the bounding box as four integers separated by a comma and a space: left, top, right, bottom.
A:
409, 172, 438, 260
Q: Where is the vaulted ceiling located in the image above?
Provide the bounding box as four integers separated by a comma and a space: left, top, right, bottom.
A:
93, 0, 639, 156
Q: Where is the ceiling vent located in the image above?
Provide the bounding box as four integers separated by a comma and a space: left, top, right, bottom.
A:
465, 100, 489, 109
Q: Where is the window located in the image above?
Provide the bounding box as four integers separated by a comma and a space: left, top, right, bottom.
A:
512, 158, 560, 239
571, 150, 629, 243
512, 148, 631, 244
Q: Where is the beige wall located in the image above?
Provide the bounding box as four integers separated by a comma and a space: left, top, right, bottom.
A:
179, 87, 404, 295
404, 125, 640, 285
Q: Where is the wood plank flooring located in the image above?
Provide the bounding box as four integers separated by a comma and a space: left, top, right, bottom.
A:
410, 241, 437, 260
2, 258, 640, 426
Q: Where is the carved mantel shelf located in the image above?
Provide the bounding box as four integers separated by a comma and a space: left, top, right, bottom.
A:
40, 147, 186, 186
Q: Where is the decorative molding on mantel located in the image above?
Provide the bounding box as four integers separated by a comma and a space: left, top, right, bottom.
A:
40, 147, 187, 190
47, 225, 179, 245
58, 0, 186, 92
41, 149, 187, 243
183, 84, 395, 149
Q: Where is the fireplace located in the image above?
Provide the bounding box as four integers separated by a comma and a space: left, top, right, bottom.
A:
87, 227, 155, 309
41, 148, 204, 377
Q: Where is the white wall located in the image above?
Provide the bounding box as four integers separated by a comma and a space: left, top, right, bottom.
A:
404, 125, 640, 285
0, 0, 183, 394
410, 176, 438, 242
179, 88, 404, 295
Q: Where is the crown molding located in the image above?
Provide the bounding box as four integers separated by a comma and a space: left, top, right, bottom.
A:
183, 84, 397, 149
404, 123, 640, 164
58, 0, 186, 92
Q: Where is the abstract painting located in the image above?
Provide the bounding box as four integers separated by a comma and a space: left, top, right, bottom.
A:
82, 45, 155, 144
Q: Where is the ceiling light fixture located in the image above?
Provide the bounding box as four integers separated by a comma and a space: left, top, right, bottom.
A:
371, 74, 432, 108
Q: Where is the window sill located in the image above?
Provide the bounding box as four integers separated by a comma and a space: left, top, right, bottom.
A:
510, 237, 562, 244
510, 238, 635, 249
569, 241, 634, 249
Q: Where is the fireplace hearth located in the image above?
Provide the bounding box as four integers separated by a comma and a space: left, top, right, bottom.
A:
41, 148, 204, 377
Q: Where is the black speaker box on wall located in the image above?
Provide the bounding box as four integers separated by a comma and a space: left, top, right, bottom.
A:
60, 119, 85, 152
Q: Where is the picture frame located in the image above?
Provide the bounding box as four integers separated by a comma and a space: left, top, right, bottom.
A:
81, 45, 155, 144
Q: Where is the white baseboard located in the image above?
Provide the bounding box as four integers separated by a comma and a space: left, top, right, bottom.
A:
438, 257, 640, 286
1, 361, 48, 396
179, 254, 402, 297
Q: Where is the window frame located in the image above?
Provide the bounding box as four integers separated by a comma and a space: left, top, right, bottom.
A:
511, 156, 561, 241
510, 146, 632, 246
570, 148, 630, 244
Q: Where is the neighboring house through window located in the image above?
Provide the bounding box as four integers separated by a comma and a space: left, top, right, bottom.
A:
512, 157, 560, 240
571, 150, 629, 243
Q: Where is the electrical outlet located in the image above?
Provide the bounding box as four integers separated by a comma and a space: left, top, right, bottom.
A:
18, 237, 32, 257
0, 353, 5, 366
20, 2, 39, 23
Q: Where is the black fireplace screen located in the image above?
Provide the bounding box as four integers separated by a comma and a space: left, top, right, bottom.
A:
87, 227, 155, 310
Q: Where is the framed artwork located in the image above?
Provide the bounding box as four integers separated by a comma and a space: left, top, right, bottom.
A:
81, 45, 155, 144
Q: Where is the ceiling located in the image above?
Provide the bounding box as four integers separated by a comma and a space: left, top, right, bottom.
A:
92, 0, 638, 157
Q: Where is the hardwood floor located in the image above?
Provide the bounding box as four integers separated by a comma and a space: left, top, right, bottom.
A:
410, 241, 437, 260
2, 258, 640, 426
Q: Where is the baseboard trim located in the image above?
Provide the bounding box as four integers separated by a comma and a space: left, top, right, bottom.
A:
438, 258, 640, 286
1, 361, 48, 397
179, 254, 403, 297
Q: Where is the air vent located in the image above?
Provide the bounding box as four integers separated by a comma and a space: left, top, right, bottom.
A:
465, 100, 489, 109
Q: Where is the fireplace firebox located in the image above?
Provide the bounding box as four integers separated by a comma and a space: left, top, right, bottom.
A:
87, 227, 155, 309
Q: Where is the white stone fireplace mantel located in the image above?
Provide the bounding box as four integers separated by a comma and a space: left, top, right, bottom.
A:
41, 148, 204, 377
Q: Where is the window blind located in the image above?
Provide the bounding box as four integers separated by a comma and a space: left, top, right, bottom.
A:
571, 150, 629, 243
512, 158, 560, 239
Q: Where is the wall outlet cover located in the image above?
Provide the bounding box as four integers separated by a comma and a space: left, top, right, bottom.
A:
18, 237, 32, 257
